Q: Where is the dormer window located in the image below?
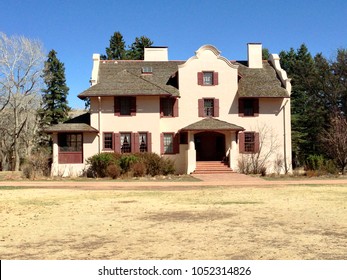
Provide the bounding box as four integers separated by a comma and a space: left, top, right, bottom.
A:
142, 66, 153, 74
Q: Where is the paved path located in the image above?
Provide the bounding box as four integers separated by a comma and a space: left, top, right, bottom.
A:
0, 173, 347, 190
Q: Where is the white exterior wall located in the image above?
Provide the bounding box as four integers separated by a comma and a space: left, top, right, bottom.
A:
51, 132, 98, 177
52, 44, 292, 176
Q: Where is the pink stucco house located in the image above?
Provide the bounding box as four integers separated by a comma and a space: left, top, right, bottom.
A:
46, 43, 292, 176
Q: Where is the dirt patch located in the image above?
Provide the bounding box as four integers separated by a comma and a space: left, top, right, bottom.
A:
147, 210, 233, 222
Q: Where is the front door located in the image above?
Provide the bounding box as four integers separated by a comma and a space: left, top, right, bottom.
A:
194, 132, 225, 161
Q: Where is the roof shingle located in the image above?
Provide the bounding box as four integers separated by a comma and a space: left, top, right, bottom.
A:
181, 118, 244, 131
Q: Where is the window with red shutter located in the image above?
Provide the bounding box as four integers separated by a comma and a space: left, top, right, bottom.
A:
199, 98, 219, 117
137, 132, 151, 153
161, 133, 178, 154
197, 71, 219, 86
114, 97, 136, 116
160, 97, 178, 117
239, 98, 259, 117
239, 131, 259, 153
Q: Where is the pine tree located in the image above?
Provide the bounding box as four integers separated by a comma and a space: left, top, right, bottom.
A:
280, 44, 326, 166
126, 36, 153, 60
39, 50, 70, 127
106, 31, 126, 60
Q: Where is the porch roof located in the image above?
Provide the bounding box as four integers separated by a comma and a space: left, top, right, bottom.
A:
44, 113, 98, 133
44, 123, 98, 133
180, 118, 245, 131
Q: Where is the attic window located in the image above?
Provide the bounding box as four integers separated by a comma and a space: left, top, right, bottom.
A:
142, 66, 153, 74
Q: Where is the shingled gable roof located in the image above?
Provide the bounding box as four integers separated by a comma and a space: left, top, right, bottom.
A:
236, 61, 289, 98
181, 118, 244, 131
77, 55, 289, 99
78, 60, 183, 98
44, 113, 98, 133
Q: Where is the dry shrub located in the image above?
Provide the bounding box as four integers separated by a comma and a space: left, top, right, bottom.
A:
22, 149, 51, 179
131, 162, 147, 177
106, 164, 121, 179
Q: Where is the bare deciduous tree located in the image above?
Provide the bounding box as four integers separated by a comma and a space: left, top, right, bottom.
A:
238, 123, 280, 174
0, 32, 44, 170
320, 115, 347, 174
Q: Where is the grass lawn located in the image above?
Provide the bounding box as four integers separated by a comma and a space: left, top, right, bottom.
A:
0, 184, 346, 259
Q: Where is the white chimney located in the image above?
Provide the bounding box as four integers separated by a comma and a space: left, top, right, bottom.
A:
247, 43, 263, 68
90, 53, 100, 86
144, 47, 168, 61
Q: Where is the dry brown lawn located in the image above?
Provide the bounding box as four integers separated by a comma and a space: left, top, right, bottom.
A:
0, 183, 346, 260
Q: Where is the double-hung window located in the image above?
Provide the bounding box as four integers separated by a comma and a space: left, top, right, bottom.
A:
103, 133, 113, 150
163, 133, 174, 154
139, 133, 148, 152
160, 97, 178, 117
197, 71, 219, 86
239, 98, 259, 117
114, 96, 136, 116
239, 131, 260, 153
198, 98, 219, 117
120, 133, 131, 153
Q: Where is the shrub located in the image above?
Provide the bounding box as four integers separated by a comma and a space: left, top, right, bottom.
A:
107, 164, 121, 179
136, 152, 162, 176
86, 153, 119, 178
119, 154, 138, 173
324, 160, 338, 175
131, 162, 147, 177
22, 149, 51, 179
306, 154, 325, 171
304, 155, 339, 176
161, 158, 176, 175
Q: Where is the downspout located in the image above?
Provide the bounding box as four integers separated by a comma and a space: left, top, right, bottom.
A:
282, 99, 289, 174
98, 96, 101, 154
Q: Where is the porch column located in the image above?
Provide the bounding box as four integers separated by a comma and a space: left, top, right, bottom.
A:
186, 131, 196, 174
51, 133, 59, 176
229, 131, 238, 171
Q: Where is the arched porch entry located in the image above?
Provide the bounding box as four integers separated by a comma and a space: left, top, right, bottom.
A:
194, 131, 225, 161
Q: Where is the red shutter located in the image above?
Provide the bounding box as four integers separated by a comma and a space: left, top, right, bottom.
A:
198, 99, 204, 117
160, 133, 164, 155
114, 133, 121, 153
133, 133, 139, 153
130, 97, 136, 116
254, 98, 259, 116
254, 132, 260, 153
173, 133, 180, 154
239, 132, 245, 153
238, 98, 244, 117
197, 72, 203, 85
173, 98, 179, 117
114, 97, 120, 116
214, 98, 219, 117
213, 72, 219, 85
147, 132, 152, 153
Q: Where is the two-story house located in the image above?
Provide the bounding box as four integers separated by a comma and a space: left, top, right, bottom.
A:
46, 43, 292, 176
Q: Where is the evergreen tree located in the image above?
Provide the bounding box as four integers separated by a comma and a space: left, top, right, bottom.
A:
126, 36, 153, 60
39, 50, 70, 127
280, 44, 326, 166
105, 31, 126, 60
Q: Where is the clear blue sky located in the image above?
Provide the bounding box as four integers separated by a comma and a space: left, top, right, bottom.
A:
1, 0, 346, 109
